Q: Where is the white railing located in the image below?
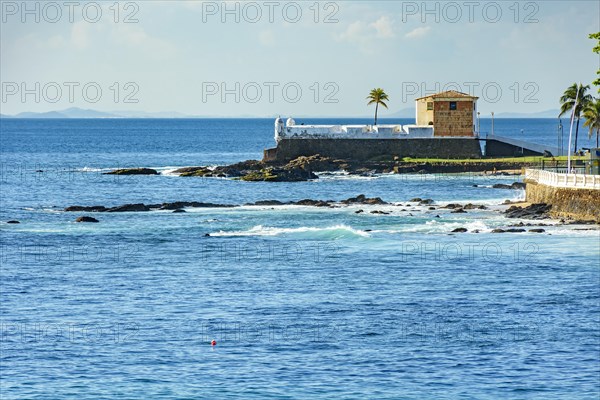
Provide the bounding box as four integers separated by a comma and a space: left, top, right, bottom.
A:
525, 168, 600, 190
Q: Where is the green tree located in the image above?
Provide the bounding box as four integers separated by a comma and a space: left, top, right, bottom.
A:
366, 88, 389, 125
590, 32, 600, 92
583, 98, 600, 148
559, 83, 593, 153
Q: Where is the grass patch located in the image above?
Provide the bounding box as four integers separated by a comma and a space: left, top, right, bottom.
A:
401, 156, 587, 164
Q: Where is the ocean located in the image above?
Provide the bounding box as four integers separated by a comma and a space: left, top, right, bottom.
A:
1, 118, 599, 399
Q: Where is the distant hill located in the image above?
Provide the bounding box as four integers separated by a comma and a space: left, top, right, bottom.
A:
14, 111, 71, 118
494, 109, 561, 118
387, 108, 416, 118
5, 107, 199, 119
2, 107, 565, 119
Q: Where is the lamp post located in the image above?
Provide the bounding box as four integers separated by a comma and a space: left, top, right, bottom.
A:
558, 118, 563, 157
477, 111, 480, 136
491, 112, 495, 137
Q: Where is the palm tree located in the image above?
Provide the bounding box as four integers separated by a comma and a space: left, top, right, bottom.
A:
559, 83, 593, 154
366, 88, 389, 125
583, 98, 600, 148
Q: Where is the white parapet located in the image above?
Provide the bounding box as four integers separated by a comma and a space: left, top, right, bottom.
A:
525, 168, 600, 190
275, 118, 434, 141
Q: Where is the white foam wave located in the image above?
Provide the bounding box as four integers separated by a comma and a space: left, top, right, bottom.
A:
210, 224, 371, 238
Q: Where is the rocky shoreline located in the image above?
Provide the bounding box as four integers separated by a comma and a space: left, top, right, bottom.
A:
56, 194, 599, 231
105, 155, 531, 182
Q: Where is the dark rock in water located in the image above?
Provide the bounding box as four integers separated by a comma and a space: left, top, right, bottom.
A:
409, 198, 422, 202
241, 166, 318, 182
284, 154, 340, 172
444, 203, 461, 209
252, 200, 285, 206
342, 194, 387, 205
6, 220, 20, 224
204, 233, 211, 237
435, 215, 440, 218
463, 203, 487, 210
173, 209, 186, 213
491, 228, 506, 233
177, 167, 213, 177
364, 229, 373, 232
505, 228, 526, 233
370, 210, 390, 215
107, 203, 150, 212
75, 216, 99, 223
294, 199, 331, 207
64, 205, 107, 212
158, 202, 233, 210
529, 228, 545, 233
451, 208, 467, 213
452, 227, 468, 233
418, 199, 434, 205
492, 182, 526, 190
104, 168, 158, 175
567, 219, 597, 225
355, 210, 364, 214
505, 203, 551, 219
428, 207, 436, 210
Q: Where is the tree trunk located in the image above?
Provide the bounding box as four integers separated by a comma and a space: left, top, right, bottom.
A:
574, 117, 580, 154
374, 103, 379, 125
596, 129, 599, 148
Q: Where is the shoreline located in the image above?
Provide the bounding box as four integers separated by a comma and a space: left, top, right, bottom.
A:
106, 155, 544, 181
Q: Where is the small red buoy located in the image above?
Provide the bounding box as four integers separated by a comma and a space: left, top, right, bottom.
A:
211, 339, 217, 346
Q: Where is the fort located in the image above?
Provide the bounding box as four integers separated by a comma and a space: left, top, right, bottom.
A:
263, 90, 558, 162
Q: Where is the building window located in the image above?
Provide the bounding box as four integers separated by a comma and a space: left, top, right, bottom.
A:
449, 102, 457, 110
427, 102, 433, 110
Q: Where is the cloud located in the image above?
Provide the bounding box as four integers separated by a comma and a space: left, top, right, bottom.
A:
337, 21, 368, 44
71, 21, 90, 49
259, 30, 276, 46
405, 26, 431, 39
336, 16, 396, 53
370, 16, 394, 38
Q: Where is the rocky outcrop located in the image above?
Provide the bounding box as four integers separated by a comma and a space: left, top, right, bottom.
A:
504, 203, 552, 219
241, 167, 318, 182
342, 194, 387, 205
65, 205, 108, 212
64, 194, 391, 213
525, 182, 600, 223
493, 182, 526, 190
6, 220, 20, 224
107, 203, 150, 212
104, 168, 158, 175
75, 216, 99, 223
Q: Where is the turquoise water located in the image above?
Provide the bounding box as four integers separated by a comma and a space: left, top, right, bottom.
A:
1, 119, 599, 399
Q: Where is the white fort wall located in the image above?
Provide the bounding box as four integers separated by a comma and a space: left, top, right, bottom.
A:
274, 118, 436, 142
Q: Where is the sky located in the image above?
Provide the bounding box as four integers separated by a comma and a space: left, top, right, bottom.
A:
1, 0, 598, 117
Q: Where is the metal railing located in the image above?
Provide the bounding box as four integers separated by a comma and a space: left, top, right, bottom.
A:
525, 168, 600, 190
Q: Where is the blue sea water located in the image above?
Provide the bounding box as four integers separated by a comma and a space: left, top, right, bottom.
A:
0, 118, 599, 399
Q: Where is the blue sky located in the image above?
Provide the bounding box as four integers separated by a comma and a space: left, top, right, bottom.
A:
1, 0, 598, 116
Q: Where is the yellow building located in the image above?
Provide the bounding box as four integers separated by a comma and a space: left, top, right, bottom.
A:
416, 90, 478, 137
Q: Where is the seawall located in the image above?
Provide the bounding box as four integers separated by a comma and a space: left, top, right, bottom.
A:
525, 181, 600, 222
265, 138, 483, 162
